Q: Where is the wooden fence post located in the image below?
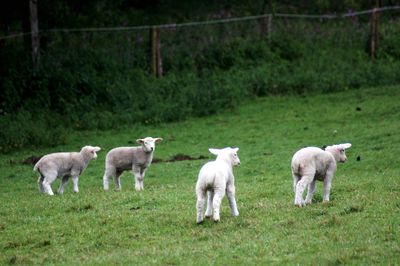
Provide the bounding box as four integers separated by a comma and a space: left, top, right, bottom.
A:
150, 27, 162, 77
150, 27, 157, 76
267, 15, 273, 43
30, 0, 40, 69
370, 5, 379, 60
155, 27, 163, 77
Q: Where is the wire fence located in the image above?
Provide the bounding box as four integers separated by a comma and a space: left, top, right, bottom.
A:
1, 6, 400, 75
1, 6, 400, 39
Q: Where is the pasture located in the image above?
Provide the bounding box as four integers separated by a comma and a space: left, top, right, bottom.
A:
1, 86, 399, 265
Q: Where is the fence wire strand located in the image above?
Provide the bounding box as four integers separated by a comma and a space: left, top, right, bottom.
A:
1, 6, 400, 40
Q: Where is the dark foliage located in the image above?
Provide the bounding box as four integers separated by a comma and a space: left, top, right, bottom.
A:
0, 1, 400, 153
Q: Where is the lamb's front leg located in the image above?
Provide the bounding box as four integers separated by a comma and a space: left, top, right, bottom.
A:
132, 167, 143, 191
226, 184, 239, 216
71, 176, 79, 193
305, 179, 316, 204
139, 168, 146, 190
323, 168, 335, 202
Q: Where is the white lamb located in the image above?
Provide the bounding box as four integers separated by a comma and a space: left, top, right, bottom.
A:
195, 147, 240, 224
34, 145, 101, 195
291, 143, 352, 207
103, 137, 163, 191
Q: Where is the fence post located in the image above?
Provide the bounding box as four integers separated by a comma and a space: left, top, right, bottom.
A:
155, 27, 163, 77
150, 27, 162, 77
370, 5, 379, 60
30, 0, 40, 69
267, 15, 273, 43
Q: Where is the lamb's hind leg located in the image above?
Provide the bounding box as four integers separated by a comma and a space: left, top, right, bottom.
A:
212, 188, 226, 222
57, 176, 70, 194
196, 189, 206, 224
103, 166, 116, 191
292, 172, 301, 193
42, 172, 57, 196
37, 174, 45, 193
114, 170, 122, 191
295, 175, 313, 207
205, 191, 214, 218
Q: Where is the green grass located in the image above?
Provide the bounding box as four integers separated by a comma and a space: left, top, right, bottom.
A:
1, 86, 399, 265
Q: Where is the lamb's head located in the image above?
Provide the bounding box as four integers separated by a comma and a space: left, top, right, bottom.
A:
325, 143, 352, 163
80, 146, 101, 159
209, 147, 240, 166
137, 137, 163, 153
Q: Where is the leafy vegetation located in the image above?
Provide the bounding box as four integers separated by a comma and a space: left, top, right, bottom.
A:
0, 85, 399, 264
0, 1, 400, 154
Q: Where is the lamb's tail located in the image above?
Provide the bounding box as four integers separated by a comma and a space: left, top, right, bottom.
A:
33, 163, 39, 172
33, 160, 41, 173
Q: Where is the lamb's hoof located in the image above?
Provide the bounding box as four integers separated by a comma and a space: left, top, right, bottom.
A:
196, 220, 204, 225
294, 202, 305, 207
213, 218, 220, 223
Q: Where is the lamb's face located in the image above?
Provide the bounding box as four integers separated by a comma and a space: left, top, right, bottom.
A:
209, 147, 240, 166
137, 137, 163, 153
229, 148, 241, 166
81, 146, 101, 159
325, 143, 351, 163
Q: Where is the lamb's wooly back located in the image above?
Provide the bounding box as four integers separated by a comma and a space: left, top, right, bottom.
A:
197, 160, 231, 188
106, 146, 152, 170
291, 147, 335, 176
34, 152, 77, 172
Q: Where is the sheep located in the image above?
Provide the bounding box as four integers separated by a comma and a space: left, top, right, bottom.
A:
103, 137, 163, 191
195, 147, 240, 224
291, 143, 352, 207
34, 146, 101, 195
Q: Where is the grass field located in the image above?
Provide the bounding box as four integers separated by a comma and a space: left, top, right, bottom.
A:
1, 86, 399, 265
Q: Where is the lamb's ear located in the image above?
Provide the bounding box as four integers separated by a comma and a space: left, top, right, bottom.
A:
136, 139, 144, 144
154, 137, 163, 143
93, 146, 101, 152
340, 143, 352, 150
233, 147, 239, 153
208, 148, 220, 156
